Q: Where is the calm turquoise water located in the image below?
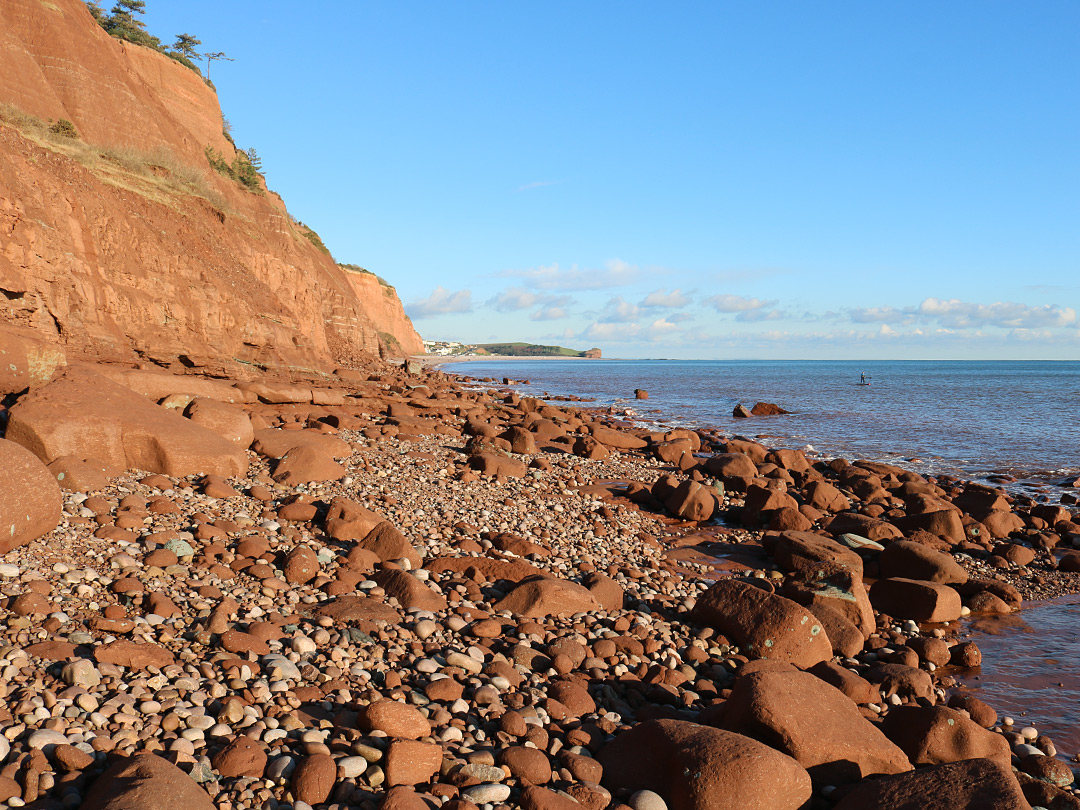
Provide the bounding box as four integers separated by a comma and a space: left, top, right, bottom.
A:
444, 359, 1080, 487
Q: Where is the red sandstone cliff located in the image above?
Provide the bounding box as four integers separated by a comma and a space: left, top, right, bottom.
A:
0, 0, 423, 376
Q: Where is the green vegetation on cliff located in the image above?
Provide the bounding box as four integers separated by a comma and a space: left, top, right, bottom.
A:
86, 1, 203, 75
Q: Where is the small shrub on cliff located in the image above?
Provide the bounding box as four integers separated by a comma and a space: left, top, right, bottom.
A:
204, 145, 265, 192
48, 119, 79, 139
205, 145, 232, 177
231, 150, 261, 190
301, 228, 331, 254
338, 263, 393, 287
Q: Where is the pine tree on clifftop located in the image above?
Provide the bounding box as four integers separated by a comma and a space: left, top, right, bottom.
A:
172, 33, 202, 60
103, 0, 163, 49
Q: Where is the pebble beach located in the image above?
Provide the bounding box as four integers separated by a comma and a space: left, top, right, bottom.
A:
0, 357, 1078, 810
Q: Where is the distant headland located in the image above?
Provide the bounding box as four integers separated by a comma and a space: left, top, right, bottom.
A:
423, 340, 601, 358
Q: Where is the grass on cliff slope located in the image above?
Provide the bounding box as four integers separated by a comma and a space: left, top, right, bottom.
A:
338, 263, 394, 289
0, 102, 227, 211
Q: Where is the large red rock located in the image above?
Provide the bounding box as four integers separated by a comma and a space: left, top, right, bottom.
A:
781, 572, 875, 637
582, 571, 624, 611
703, 453, 758, 491
869, 578, 962, 622
373, 569, 448, 611
598, 719, 812, 810
740, 485, 800, 527
358, 700, 432, 740
252, 428, 351, 460
980, 510, 1026, 539
765, 531, 864, 579
354, 522, 422, 567
468, 451, 527, 477
385, 740, 443, 786
211, 736, 267, 778
802, 601, 864, 658
832, 757, 1029, 810
767, 447, 807, 470
6, 367, 248, 477
803, 480, 851, 512
664, 480, 719, 522
878, 706, 1012, 768
822, 512, 904, 542
185, 397, 254, 448
718, 438, 769, 462
717, 670, 912, 785
91, 367, 244, 403
953, 482, 1011, 515
283, 546, 320, 585
879, 540, 968, 584
0, 438, 62, 555
589, 424, 647, 450
690, 579, 833, 668
272, 444, 345, 484
93, 640, 174, 670
81, 752, 215, 810
500, 426, 538, 454
866, 663, 935, 701
325, 497, 389, 541
316, 594, 402, 628
572, 436, 610, 460
0, 324, 65, 395
893, 510, 966, 544
46, 454, 120, 492
495, 577, 601, 618
292, 753, 337, 805
808, 661, 880, 704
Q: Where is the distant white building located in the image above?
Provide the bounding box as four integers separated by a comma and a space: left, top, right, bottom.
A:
422, 339, 467, 356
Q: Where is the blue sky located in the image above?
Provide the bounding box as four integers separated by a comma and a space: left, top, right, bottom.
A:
143, 1, 1078, 359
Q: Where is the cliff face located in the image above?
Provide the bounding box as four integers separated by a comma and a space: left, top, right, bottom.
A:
0, 0, 423, 374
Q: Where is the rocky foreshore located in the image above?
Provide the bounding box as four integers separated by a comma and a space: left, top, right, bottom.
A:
0, 359, 1077, 810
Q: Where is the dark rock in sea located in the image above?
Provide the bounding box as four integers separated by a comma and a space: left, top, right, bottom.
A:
751, 402, 790, 415
733, 404, 752, 418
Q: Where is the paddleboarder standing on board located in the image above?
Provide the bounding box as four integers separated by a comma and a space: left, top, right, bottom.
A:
860, 372, 869, 385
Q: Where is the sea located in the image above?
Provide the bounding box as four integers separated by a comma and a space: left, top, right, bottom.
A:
441, 358, 1080, 492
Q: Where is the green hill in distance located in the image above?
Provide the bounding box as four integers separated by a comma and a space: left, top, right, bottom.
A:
475, 342, 600, 358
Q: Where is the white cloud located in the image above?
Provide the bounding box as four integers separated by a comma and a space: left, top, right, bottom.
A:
487, 287, 571, 314
599, 296, 641, 323
645, 318, 681, 338
849, 306, 909, 324
706, 294, 776, 313
735, 308, 784, 322
488, 287, 542, 312
405, 286, 473, 318
530, 306, 568, 321
849, 298, 1076, 330
640, 288, 690, 309
500, 258, 639, 291
583, 322, 641, 341
918, 298, 1076, 329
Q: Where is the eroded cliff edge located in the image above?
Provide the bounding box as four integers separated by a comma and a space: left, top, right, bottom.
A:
0, 0, 423, 378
